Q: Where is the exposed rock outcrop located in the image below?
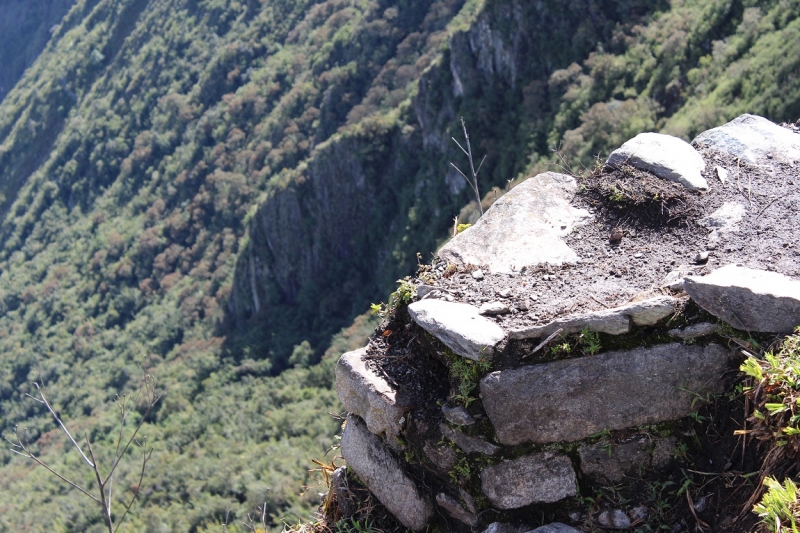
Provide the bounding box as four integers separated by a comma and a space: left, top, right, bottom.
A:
330, 114, 800, 531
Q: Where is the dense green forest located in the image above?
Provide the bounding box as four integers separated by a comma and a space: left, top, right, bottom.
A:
0, 0, 78, 102
0, 0, 798, 530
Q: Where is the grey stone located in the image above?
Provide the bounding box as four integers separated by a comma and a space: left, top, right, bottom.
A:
669, 322, 718, 340
693, 114, 800, 166
422, 441, 458, 472
579, 436, 676, 483
335, 347, 409, 439
630, 506, 649, 522
660, 266, 696, 290
483, 524, 525, 533
607, 132, 707, 190
480, 452, 577, 509
459, 488, 478, 514
527, 524, 582, 533
441, 423, 501, 455
509, 295, 676, 340
341, 416, 433, 530
699, 202, 745, 234
436, 493, 478, 527
442, 405, 475, 426
597, 509, 631, 529
480, 301, 510, 315
408, 299, 505, 360
715, 166, 728, 184
437, 172, 591, 274
480, 343, 733, 444
683, 264, 800, 333
472, 269, 485, 280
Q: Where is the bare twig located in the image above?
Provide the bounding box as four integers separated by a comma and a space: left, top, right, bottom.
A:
31, 383, 95, 467
525, 328, 565, 358
6, 373, 166, 533
450, 117, 486, 216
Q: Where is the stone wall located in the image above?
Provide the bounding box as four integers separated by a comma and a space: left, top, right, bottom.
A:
332, 114, 800, 532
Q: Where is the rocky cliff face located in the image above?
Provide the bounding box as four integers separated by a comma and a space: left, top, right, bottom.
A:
330, 114, 800, 532
228, 0, 662, 362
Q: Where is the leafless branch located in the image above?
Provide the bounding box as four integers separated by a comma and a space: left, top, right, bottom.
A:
33, 382, 95, 468
5, 372, 166, 533
450, 117, 486, 217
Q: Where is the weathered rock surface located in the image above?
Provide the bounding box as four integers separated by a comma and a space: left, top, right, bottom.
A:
436, 493, 479, 526
579, 436, 675, 483
341, 416, 433, 530
440, 423, 501, 455
422, 441, 459, 472
698, 202, 746, 234
480, 301, 510, 315
481, 343, 733, 444
596, 509, 631, 529
528, 524, 582, 533
607, 132, 708, 190
693, 114, 800, 165
335, 347, 409, 439
408, 299, 504, 360
482, 523, 524, 533
684, 264, 800, 333
509, 295, 676, 339
669, 322, 718, 340
442, 404, 475, 426
480, 452, 576, 509
437, 172, 591, 274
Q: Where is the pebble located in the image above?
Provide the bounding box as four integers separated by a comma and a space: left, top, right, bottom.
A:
596, 509, 631, 529
634, 253, 643, 259
715, 165, 728, 184
479, 301, 510, 316
694, 251, 710, 264
442, 405, 476, 426
497, 288, 512, 298
472, 270, 485, 280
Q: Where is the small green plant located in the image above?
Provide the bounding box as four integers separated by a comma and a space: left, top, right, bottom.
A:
740, 329, 800, 449
578, 326, 601, 355
753, 476, 800, 532
370, 278, 417, 317
335, 518, 377, 533
448, 354, 491, 406
449, 457, 472, 484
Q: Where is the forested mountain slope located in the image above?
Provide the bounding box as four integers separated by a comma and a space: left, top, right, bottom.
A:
0, 0, 798, 530
0, 0, 78, 102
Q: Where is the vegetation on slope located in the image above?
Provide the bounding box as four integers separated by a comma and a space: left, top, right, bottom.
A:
0, 0, 798, 531
0, 0, 78, 102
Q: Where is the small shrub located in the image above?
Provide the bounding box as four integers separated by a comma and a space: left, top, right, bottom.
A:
753, 476, 800, 532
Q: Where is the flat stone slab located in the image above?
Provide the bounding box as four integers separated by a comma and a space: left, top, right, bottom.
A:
341, 415, 433, 530
480, 452, 576, 509
335, 347, 409, 439
699, 201, 745, 230
442, 404, 475, 426
579, 436, 675, 483
684, 264, 800, 333
480, 343, 732, 444
436, 493, 478, 526
440, 423, 501, 455
509, 295, 676, 340
693, 114, 800, 166
669, 322, 718, 340
607, 132, 707, 190
528, 525, 582, 533
437, 172, 590, 274
408, 299, 504, 360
